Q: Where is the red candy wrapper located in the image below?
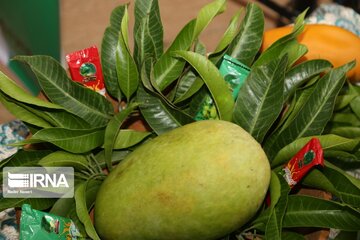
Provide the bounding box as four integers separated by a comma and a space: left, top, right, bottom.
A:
66, 46, 106, 95
282, 138, 324, 188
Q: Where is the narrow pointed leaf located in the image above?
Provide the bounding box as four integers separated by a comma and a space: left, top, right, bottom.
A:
116, 7, 139, 101
75, 181, 101, 240
134, 0, 163, 66
264, 62, 354, 160
25, 127, 105, 153
272, 134, 360, 167
173, 51, 234, 121
0, 198, 56, 213
284, 59, 332, 99
0, 93, 52, 128
101, 5, 126, 99
14, 56, 113, 127
192, 0, 226, 40
153, 20, 196, 90
213, 10, 242, 53
113, 130, 151, 149
154, 0, 226, 90
226, 3, 264, 66
38, 151, 89, 171
283, 195, 360, 231
0, 71, 62, 109
233, 55, 287, 142
137, 85, 194, 135
104, 104, 138, 171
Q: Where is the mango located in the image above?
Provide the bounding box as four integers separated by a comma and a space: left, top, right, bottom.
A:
94, 120, 271, 240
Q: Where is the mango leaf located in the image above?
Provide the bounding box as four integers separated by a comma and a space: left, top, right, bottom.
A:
173, 69, 204, 104
331, 113, 360, 127
302, 165, 360, 207
38, 151, 89, 171
213, 10, 242, 54
233, 55, 287, 142
104, 104, 138, 171
192, 0, 226, 39
284, 59, 332, 100
173, 51, 234, 121
265, 172, 291, 239
137, 84, 194, 135
350, 96, 360, 120
283, 195, 360, 231
253, 10, 307, 68
0, 71, 62, 109
271, 134, 360, 167
101, 5, 126, 100
153, 20, 196, 90
325, 150, 360, 169
95, 149, 131, 168
14, 56, 113, 127
1, 150, 51, 169
113, 129, 151, 149
75, 180, 102, 240
264, 62, 354, 160
19, 127, 105, 153
226, 3, 264, 66
154, 0, 225, 90
116, 6, 139, 101
0, 198, 56, 213
133, 0, 163, 68
0, 93, 52, 128
330, 126, 360, 138
335, 94, 356, 111
324, 162, 360, 206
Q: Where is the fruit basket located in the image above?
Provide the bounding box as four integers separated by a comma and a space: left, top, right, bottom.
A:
0, 0, 360, 239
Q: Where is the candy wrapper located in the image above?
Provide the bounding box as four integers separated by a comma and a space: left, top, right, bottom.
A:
281, 138, 324, 188
66, 46, 106, 95
20, 204, 84, 240
194, 54, 250, 120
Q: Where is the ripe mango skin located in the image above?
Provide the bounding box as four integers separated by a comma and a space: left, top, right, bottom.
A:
95, 120, 271, 240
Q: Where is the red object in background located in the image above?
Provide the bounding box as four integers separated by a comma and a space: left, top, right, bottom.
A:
282, 138, 324, 188
66, 46, 105, 94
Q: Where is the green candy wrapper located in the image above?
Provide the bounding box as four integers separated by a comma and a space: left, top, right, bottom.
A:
20, 204, 84, 240
194, 54, 250, 120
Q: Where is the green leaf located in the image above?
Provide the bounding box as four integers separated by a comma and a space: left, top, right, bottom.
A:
113, 129, 151, 149
330, 126, 360, 138
173, 70, 204, 104
95, 149, 131, 168
331, 113, 360, 127
350, 96, 360, 120
264, 62, 353, 160
213, 10, 242, 54
22, 127, 105, 153
226, 3, 264, 66
192, 0, 226, 40
253, 10, 307, 68
325, 150, 360, 169
0, 93, 52, 128
75, 180, 101, 240
104, 104, 138, 171
101, 5, 126, 99
233, 55, 287, 142
0, 198, 56, 213
38, 151, 89, 171
283, 195, 360, 231
153, 20, 196, 91
335, 94, 356, 111
154, 0, 225, 90
284, 59, 332, 100
173, 51, 234, 121
1, 150, 52, 168
0, 71, 62, 109
116, 6, 139, 101
133, 0, 163, 67
14, 55, 113, 127
137, 85, 194, 135
272, 134, 360, 167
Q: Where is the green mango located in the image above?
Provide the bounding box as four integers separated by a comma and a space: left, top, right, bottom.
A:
95, 120, 271, 240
